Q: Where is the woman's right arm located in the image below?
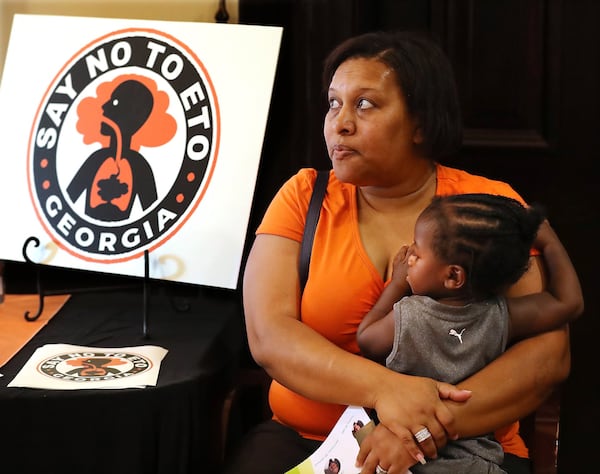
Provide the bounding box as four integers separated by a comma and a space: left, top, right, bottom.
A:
244, 233, 414, 408
243, 233, 468, 464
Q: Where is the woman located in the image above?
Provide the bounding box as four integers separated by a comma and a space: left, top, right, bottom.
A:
226, 30, 573, 474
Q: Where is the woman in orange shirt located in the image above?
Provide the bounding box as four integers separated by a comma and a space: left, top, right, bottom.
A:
226, 30, 577, 474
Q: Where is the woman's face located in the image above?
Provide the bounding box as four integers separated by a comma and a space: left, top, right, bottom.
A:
324, 57, 423, 186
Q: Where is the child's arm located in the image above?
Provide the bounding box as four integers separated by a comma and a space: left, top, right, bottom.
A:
357, 245, 412, 362
507, 220, 584, 341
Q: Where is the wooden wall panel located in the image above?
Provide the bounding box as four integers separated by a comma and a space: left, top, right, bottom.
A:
433, 0, 560, 149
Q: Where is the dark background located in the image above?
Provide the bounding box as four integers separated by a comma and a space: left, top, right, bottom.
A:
5, 1, 597, 473
235, 1, 598, 473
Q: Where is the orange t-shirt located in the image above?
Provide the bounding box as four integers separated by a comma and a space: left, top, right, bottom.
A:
256, 164, 529, 457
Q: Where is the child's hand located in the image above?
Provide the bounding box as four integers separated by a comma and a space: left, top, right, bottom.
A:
391, 245, 411, 284
533, 219, 557, 250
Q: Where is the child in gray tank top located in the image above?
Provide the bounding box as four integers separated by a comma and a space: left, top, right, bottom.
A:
357, 193, 583, 474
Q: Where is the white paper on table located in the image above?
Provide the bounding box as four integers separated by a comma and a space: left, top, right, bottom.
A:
7, 343, 168, 389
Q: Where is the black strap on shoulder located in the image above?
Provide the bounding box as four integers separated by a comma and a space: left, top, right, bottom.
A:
299, 170, 329, 294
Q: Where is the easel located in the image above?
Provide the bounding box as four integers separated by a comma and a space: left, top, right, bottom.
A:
21, 236, 151, 337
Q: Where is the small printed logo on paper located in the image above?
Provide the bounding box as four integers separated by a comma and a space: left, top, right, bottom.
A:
37, 350, 153, 382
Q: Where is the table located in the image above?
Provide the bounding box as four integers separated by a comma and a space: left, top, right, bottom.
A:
0, 285, 244, 473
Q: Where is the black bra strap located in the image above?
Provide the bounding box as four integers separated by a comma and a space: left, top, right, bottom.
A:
299, 170, 329, 294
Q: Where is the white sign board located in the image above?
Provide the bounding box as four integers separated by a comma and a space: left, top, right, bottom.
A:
0, 14, 282, 289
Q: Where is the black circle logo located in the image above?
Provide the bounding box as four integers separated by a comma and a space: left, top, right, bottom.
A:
28, 28, 219, 263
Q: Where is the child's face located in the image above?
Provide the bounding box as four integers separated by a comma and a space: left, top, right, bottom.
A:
406, 216, 449, 297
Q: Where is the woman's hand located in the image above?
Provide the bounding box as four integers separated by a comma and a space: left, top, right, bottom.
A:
356, 423, 417, 474
371, 373, 472, 463
357, 380, 471, 473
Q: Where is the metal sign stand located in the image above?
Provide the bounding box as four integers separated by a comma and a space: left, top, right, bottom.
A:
21, 236, 150, 337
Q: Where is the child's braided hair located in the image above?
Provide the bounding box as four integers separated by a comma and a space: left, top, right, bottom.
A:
422, 193, 545, 298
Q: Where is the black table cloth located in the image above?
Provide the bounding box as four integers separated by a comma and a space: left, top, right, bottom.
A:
0, 285, 243, 474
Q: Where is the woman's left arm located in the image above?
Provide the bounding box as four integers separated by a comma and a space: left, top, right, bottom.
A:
357, 320, 569, 473
449, 326, 569, 436
357, 256, 571, 472
445, 256, 572, 436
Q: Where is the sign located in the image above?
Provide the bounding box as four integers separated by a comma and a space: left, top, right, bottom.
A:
0, 14, 282, 289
